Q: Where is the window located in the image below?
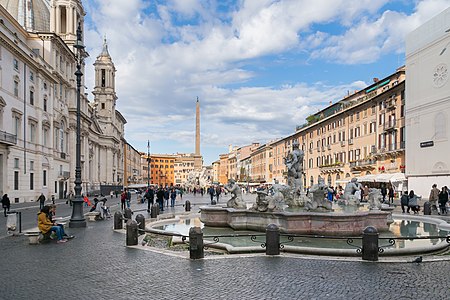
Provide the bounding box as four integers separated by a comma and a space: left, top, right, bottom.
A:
29, 71, 34, 82
349, 114, 353, 122
101, 103, 105, 109
14, 158, 19, 168
13, 58, 19, 71
371, 105, 376, 114
14, 80, 19, 97
14, 171, 19, 190
30, 123, 36, 142
400, 104, 405, 118
356, 112, 360, 121
44, 97, 47, 111
13, 116, 20, 136
43, 170, 47, 186
101, 69, 106, 87
370, 122, 376, 134
29, 90, 34, 105
355, 127, 360, 138
30, 173, 34, 190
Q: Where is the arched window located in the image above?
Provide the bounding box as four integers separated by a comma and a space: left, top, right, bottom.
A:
336, 173, 341, 181
345, 173, 350, 178
310, 176, 314, 187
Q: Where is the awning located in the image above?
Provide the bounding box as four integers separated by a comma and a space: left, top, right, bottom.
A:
357, 174, 377, 182
374, 173, 407, 183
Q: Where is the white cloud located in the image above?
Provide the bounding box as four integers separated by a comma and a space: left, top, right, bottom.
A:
82, 0, 450, 164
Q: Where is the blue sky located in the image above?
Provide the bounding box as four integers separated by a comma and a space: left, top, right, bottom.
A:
81, 0, 450, 165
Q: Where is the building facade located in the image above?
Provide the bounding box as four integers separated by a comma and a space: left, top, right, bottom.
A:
0, 1, 126, 202
123, 143, 141, 187
214, 67, 406, 191
405, 7, 450, 197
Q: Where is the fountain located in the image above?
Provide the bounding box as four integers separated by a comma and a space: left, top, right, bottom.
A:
200, 141, 392, 236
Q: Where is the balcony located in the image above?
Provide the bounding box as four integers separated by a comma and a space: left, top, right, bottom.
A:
0, 130, 17, 146
319, 162, 344, 174
340, 141, 345, 147
388, 143, 397, 151
59, 171, 70, 179
308, 148, 313, 154
348, 138, 354, 145
316, 147, 320, 153
383, 120, 396, 131
350, 158, 376, 171
327, 144, 331, 150
385, 99, 396, 110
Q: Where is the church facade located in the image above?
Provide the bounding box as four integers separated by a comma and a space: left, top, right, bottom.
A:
0, 0, 126, 202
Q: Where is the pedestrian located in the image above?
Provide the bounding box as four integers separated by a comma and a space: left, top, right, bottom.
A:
126, 189, 131, 208
156, 187, 165, 211
429, 184, 440, 213
164, 188, 170, 208
388, 187, 395, 205
38, 193, 46, 210
2, 194, 11, 217
68, 191, 74, 206
179, 188, 183, 199
83, 195, 91, 207
170, 188, 177, 207
208, 186, 215, 204
363, 185, 369, 202
400, 191, 410, 213
215, 186, 221, 202
380, 185, 387, 203
145, 187, 155, 212
408, 190, 420, 214
120, 191, 126, 211
438, 186, 448, 215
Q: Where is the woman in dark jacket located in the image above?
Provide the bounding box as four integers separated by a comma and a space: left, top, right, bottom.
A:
2, 194, 10, 217
438, 186, 448, 215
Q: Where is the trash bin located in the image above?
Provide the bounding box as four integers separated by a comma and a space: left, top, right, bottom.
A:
6, 211, 21, 234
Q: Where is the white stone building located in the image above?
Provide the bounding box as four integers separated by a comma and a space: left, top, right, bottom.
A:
405, 7, 450, 197
0, 0, 126, 202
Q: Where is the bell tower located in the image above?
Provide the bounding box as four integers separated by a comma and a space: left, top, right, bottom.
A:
92, 38, 117, 128
50, 0, 85, 47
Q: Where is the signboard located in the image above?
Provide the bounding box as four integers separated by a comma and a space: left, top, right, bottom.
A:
420, 141, 434, 148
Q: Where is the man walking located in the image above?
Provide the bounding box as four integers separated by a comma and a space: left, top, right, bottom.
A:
146, 187, 154, 212
38, 193, 46, 210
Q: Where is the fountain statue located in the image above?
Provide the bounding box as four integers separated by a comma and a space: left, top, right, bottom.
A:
283, 141, 309, 207
224, 179, 246, 209
368, 188, 382, 210
305, 177, 333, 211
340, 178, 362, 205
252, 190, 282, 212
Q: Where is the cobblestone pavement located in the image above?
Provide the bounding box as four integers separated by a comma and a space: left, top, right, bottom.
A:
0, 193, 449, 299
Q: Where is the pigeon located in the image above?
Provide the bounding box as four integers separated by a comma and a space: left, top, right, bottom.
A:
411, 256, 423, 263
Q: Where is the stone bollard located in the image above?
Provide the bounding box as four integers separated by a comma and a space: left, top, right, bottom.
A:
189, 227, 204, 259
114, 211, 123, 230
423, 201, 431, 215
124, 208, 133, 221
126, 220, 138, 246
135, 214, 145, 233
150, 205, 158, 218
265, 224, 280, 255
185, 200, 191, 212
362, 226, 379, 261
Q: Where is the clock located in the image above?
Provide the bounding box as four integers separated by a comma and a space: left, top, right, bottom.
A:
433, 63, 448, 88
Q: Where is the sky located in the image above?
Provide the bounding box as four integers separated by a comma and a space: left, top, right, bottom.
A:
81, 0, 450, 165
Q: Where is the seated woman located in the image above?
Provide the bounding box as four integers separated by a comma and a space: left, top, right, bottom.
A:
408, 190, 420, 214
38, 205, 67, 243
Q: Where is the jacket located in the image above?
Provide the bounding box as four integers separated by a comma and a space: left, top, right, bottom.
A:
429, 187, 439, 201
37, 212, 53, 233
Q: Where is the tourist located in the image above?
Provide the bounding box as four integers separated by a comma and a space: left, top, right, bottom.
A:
145, 187, 155, 212
363, 185, 369, 202
408, 190, 420, 214
47, 204, 74, 239
37, 206, 67, 243
2, 194, 10, 217
400, 191, 410, 213
38, 193, 46, 210
126, 189, 131, 208
380, 185, 387, 203
164, 188, 170, 208
170, 188, 177, 207
215, 186, 221, 202
429, 184, 440, 213
438, 186, 448, 215
208, 186, 215, 204
327, 186, 334, 202
156, 187, 165, 211
120, 191, 126, 211
388, 187, 395, 205
68, 191, 74, 206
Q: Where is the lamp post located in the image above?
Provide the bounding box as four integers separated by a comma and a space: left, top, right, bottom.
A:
147, 140, 150, 188
69, 23, 86, 228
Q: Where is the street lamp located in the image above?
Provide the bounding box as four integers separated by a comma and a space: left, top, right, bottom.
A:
69, 23, 86, 228
147, 140, 150, 187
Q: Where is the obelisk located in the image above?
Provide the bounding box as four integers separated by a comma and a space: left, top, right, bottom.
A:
194, 97, 203, 170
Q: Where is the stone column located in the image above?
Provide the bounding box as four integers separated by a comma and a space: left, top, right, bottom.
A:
56, 6, 61, 33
